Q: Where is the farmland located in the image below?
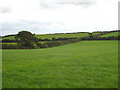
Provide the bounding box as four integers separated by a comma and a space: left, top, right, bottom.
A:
2, 40, 118, 88
1, 32, 90, 40
36, 33, 89, 39
100, 32, 120, 37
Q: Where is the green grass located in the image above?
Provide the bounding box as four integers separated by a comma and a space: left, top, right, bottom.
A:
2, 41, 118, 88
92, 32, 101, 35
2, 36, 15, 40
100, 32, 120, 37
2, 33, 90, 40
2, 42, 17, 45
36, 33, 89, 39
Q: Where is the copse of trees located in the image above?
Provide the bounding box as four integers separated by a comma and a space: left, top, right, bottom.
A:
15, 31, 38, 49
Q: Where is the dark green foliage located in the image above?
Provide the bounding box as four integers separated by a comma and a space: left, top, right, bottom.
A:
2, 44, 18, 49
1, 30, 119, 49
38, 38, 51, 41
88, 33, 93, 38
45, 41, 63, 47
37, 43, 48, 48
81, 36, 119, 40
15, 31, 38, 49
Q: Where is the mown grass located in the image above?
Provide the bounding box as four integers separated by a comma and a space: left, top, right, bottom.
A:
2, 41, 118, 88
100, 32, 120, 37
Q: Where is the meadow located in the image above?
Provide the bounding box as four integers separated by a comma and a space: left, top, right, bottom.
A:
36, 33, 89, 39
2, 32, 92, 40
100, 32, 120, 37
2, 40, 118, 88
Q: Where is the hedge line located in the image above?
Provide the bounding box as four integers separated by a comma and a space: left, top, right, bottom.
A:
1, 35, 119, 49
2, 38, 81, 49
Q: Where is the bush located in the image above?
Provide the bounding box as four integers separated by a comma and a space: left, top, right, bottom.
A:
2, 44, 18, 49
45, 41, 63, 47
37, 43, 48, 48
81, 36, 119, 40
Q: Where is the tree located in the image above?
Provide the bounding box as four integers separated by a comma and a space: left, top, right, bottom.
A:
15, 31, 38, 49
88, 32, 93, 38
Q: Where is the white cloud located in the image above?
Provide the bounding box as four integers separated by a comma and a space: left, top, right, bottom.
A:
0, 0, 119, 35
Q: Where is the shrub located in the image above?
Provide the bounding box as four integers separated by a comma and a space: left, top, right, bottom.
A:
2, 39, 17, 43
45, 41, 63, 47
2, 44, 18, 49
37, 43, 48, 48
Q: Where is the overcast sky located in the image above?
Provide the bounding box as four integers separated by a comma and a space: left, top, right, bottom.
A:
0, 0, 119, 36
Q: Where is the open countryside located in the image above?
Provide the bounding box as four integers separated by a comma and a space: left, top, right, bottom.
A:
2, 30, 119, 88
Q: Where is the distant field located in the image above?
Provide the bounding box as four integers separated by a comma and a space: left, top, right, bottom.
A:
3, 41, 118, 88
36, 33, 90, 39
2, 32, 90, 40
2, 36, 15, 40
92, 32, 101, 35
100, 32, 119, 37
3, 32, 118, 40
2, 42, 17, 45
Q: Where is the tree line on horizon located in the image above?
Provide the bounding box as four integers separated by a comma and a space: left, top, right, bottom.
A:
1, 30, 120, 49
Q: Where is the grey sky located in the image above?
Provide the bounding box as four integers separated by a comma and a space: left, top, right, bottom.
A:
0, 0, 119, 36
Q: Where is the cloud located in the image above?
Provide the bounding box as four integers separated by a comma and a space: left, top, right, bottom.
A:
0, 0, 118, 36
1, 20, 65, 35
0, 7, 11, 14
58, 0, 96, 5
40, 0, 97, 8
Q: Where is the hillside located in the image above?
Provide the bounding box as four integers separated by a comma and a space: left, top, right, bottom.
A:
100, 32, 120, 37
2, 40, 118, 88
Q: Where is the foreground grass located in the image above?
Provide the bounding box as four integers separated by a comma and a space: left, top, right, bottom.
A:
2, 41, 118, 88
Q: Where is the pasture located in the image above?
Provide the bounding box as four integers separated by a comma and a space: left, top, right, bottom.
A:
36, 33, 89, 39
100, 32, 119, 37
2, 32, 90, 40
2, 40, 118, 88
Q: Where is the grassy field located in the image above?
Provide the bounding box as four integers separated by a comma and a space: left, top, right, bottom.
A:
2, 40, 118, 88
2, 31, 119, 40
36, 33, 89, 39
2, 43, 17, 45
100, 32, 119, 37
2, 32, 90, 40
2, 36, 15, 40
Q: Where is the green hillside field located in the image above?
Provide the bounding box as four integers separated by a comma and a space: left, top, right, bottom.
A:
2, 40, 118, 88
100, 32, 120, 37
36, 33, 89, 39
2, 32, 98, 40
